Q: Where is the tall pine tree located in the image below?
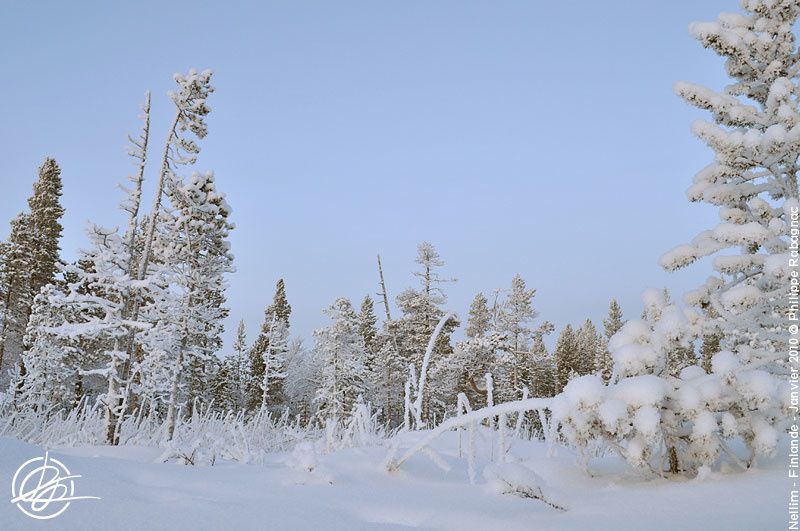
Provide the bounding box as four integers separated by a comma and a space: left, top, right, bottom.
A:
248, 278, 292, 410
554, 324, 579, 391
0, 158, 64, 377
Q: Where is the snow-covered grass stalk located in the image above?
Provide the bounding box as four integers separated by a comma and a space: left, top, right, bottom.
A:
0, 395, 387, 466
483, 463, 566, 511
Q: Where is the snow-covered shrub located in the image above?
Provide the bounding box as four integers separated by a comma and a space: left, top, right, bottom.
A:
0, 394, 390, 467
551, 291, 790, 476
0, 398, 317, 465
284, 441, 335, 484
321, 397, 388, 453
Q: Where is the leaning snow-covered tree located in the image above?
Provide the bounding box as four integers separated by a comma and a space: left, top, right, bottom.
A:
118, 71, 214, 427
662, 0, 800, 372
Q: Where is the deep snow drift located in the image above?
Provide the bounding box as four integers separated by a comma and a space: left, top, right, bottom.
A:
0, 432, 787, 530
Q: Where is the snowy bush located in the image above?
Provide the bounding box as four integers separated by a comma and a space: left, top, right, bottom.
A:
551, 290, 790, 476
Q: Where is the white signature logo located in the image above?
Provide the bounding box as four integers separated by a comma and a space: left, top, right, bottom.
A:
10, 452, 100, 520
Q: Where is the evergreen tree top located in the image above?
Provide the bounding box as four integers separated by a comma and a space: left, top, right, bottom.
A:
28, 157, 65, 284
358, 295, 378, 352
412, 241, 454, 305
603, 299, 625, 339
465, 292, 490, 339
266, 278, 291, 328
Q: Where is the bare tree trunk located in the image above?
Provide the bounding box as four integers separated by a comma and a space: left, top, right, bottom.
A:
0, 284, 13, 373
164, 347, 184, 442
377, 254, 402, 425
104, 341, 122, 444
165, 224, 197, 442
261, 315, 277, 411
377, 254, 392, 322
103, 94, 152, 444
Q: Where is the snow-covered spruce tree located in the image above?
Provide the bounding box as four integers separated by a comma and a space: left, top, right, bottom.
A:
104, 93, 152, 421
413, 241, 455, 307
448, 292, 499, 407
85, 92, 162, 443
554, 324, 579, 391
392, 242, 459, 422
597, 299, 625, 383
0, 213, 34, 377
494, 275, 538, 403
466, 292, 492, 339
662, 0, 800, 372
0, 158, 64, 378
157, 171, 234, 439
358, 295, 380, 405
210, 355, 239, 413
402, 242, 456, 365
373, 254, 405, 422
500, 274, 538, 354
395, 288, 458, 422
603, 299, 625, 338
258, 316, 288, 412
311, 298, 367, 424
528, 333, 557, 398
229, 319, 249, 408
359, 295, 378, 355
369, 336, 406, 426
575, 319, 599, 377
248, 278, 291, 410
283, 337, 317, 420
27, 158, 65, 310
17, 285, 73, 411
18, 272, 107, 413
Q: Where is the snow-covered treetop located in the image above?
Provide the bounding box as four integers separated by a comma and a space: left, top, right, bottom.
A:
166, 69, 215, 168
170, 69, 214, 138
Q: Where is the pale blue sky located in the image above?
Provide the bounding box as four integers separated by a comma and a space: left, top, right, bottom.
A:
1, 1, 735, 349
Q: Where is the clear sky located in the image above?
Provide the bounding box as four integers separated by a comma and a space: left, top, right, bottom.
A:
0, 1, 737, 350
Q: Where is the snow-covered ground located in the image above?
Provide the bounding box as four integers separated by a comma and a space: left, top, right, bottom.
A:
0, 432, 787, 530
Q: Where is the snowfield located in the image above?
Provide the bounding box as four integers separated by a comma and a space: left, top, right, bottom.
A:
0, 432, 787, 530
